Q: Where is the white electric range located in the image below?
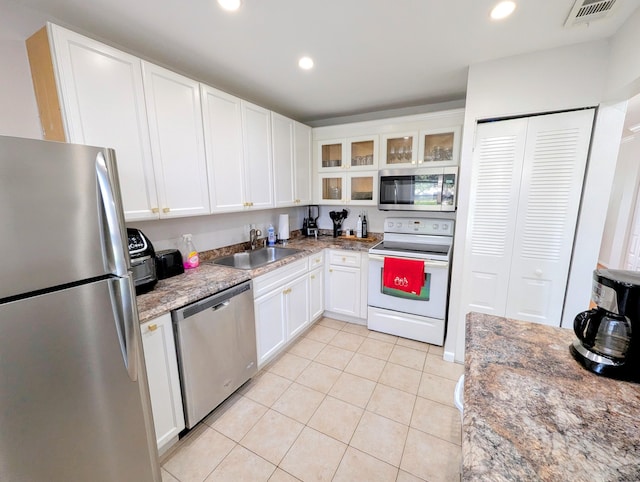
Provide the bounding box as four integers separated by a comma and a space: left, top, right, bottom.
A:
367, 217, 454, 345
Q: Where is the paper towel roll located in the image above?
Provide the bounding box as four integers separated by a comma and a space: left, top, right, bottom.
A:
278, 214, 290, 240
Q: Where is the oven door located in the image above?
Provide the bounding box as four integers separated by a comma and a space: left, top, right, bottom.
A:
367, 254, 449, 319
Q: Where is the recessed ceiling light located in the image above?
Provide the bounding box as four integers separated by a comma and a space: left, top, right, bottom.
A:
218, 0, 241, 12
298, 56, 314, 70
490, 1, 516, 20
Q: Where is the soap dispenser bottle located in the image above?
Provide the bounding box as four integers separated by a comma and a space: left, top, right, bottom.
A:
267, 224, 276, 246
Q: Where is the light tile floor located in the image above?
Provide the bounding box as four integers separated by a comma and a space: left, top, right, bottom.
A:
161, 317, 464, 482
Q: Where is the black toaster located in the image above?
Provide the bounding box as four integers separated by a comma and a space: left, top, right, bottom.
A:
155, 249, 184, 280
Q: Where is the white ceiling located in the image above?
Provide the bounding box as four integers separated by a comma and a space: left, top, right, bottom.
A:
3, 0, 640, 124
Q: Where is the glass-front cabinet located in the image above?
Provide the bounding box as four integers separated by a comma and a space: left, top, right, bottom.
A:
318, 171, 377, 205
318, 136, 378, 172
381, 132, 418, 167
417, 127, 461, 167
319, 139, 344, 170
348, 136, 377, 169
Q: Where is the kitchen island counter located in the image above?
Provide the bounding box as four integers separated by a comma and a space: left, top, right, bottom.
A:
136, 234, 378, 323
464, 312, 640, 481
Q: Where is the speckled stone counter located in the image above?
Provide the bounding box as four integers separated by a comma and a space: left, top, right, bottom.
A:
136, 264, 251, 323
136, 234, 379, 323
463, 312, 640, 481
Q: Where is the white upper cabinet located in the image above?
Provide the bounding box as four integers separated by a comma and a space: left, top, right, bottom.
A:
272, 112, 295, 207
141, 62, 210, 218
416, 126, 461, 167
293, 121, 312, 205
317, 136, 378, 172
381, 132, 419, 167
31, 23, 313, 219
272, 114, 312, 207
242, 101, 274, 210
47, 24, 158, 221
201, 85, 246, 213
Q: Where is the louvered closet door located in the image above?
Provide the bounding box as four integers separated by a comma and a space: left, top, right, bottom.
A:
465, 119, 528, 317
505, 110, 594, 325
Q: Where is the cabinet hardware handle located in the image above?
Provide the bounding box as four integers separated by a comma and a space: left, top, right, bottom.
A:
162, 207, 170, 213
342, 257, 346, 262
151, 207, 159, 213
315, 258, 320, 262
329, 269, 333, 273
148, 324, 158, 332
310, 275, 315, 280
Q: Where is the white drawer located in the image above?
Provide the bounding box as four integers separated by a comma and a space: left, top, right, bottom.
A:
253, 258, 308, 298
328, 249, 361, 268
308, 251, 324, 269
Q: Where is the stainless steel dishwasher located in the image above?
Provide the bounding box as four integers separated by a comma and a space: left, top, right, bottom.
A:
172, 280, 257, 429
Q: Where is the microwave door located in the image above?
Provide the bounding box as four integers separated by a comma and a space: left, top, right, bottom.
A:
381, 176, 414, 205
415, 174, 442, 208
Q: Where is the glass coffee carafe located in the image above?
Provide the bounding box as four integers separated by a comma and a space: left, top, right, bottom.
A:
574, 308, 632, 362
570, 269, 640, 381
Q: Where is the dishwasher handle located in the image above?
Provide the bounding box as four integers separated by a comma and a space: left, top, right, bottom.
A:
173, 280, 252, 321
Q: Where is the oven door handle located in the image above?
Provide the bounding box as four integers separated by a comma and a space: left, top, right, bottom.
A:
368, 253, 449, 269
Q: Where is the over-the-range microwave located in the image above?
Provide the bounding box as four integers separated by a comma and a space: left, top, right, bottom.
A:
378, 166, 458, 212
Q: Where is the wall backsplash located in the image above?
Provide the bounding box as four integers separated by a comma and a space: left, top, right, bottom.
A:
127, 205, 457, 252
315, 205, 456, 235
127, 207, 306, 252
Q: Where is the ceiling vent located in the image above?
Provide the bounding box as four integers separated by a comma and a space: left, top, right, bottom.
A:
564, 0, 618, 27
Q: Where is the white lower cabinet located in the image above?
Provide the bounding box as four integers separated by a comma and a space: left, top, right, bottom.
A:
140, 313, 185, 453
253, 253, 334, 368
325, 250, 363, 319
254, 288, 287, 366
309, 251, 325, 322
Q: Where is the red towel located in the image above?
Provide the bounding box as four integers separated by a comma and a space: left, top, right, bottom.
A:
383, 257, 425, 294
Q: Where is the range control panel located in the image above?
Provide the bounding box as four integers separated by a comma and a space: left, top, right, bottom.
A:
384, 217, 454, 236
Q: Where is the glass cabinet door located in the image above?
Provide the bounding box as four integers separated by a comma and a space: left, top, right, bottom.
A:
382, 132, 418, 166
320, 175, 344, 202
417, 127, 460, 166
348, 136, 377, 169
349, 175, 374, 203
319, 140, 344, 170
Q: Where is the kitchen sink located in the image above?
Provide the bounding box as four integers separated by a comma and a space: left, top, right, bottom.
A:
211, 247, 303, 270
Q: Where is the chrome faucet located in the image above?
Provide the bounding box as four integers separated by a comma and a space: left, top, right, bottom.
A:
249, 228, 262, 250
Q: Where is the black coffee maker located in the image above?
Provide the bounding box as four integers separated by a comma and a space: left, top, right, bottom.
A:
570, 269, 640, 382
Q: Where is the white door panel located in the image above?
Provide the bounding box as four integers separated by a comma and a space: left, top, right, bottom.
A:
465, 109, 594, 326
202, 85, 245, 212
505, 109, 594, 325
465, 118, 527, 317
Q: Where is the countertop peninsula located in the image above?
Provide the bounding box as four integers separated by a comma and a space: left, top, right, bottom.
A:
463, 312, 640, 481
136, 233, 379, 323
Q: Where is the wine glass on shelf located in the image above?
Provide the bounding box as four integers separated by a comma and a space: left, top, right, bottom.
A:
397, 146, 404, 162
389, 146, 396, 163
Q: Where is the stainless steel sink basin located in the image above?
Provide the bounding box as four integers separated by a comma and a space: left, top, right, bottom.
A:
212, 247, 303, 270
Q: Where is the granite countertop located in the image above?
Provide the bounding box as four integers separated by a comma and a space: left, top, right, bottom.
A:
136, 233, 379, 323
463, 312, 640, 481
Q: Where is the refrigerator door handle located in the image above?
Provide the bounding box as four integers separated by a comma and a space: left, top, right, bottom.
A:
96, 150, 128, 277
109, 276, 139, 382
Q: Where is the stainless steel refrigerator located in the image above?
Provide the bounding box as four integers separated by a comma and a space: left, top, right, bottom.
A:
0, 136, 160, 481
